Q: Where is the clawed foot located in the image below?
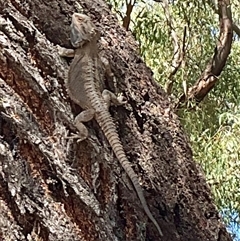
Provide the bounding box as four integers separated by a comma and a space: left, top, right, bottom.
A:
116, 93, 127, 105
65, 133, 87, 143
102, 89, 127, 108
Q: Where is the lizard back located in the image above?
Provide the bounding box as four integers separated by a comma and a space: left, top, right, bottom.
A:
68, 39, 104, 110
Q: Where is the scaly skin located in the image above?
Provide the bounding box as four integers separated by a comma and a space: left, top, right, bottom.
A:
65, 13, 163, 237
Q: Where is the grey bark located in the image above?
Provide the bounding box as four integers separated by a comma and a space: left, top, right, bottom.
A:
0, 0, 232, 241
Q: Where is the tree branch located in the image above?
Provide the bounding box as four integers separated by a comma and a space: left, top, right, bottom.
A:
161, 0, 185, 95
208, 0, 240, 37
177, 0, 233, 107
123, 0, 137, 30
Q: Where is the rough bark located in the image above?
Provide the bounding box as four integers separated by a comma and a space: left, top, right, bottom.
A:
0, 0, 232, 241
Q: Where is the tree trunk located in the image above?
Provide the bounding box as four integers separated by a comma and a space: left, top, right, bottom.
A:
0, 1, 232, 241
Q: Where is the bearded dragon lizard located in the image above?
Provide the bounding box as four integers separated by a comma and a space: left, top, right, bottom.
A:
59, 13, 163, 237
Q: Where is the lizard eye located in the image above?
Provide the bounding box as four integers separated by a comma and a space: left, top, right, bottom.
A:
76, 16, 83, 22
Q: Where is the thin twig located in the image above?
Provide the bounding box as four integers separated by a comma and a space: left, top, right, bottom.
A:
161, 0, 185, 94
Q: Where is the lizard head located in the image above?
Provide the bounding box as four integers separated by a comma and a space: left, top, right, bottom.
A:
70, 13, 99, 48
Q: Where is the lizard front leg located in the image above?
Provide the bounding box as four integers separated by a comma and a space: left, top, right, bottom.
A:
58, 46, 75, 58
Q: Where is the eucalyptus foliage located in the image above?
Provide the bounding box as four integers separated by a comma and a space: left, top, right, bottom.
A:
107, 0, 240, 238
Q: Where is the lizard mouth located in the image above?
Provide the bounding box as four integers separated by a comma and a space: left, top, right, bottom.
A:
70, 13, 98, 48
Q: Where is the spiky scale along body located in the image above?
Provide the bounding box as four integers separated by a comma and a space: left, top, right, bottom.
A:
63, 13, 163, 238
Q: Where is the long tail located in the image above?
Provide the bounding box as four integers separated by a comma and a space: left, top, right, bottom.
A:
96, 110, 163, 237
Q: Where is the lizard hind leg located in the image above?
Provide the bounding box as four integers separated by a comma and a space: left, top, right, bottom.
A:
102, 89, 126, 109
74, 109, 95, 141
